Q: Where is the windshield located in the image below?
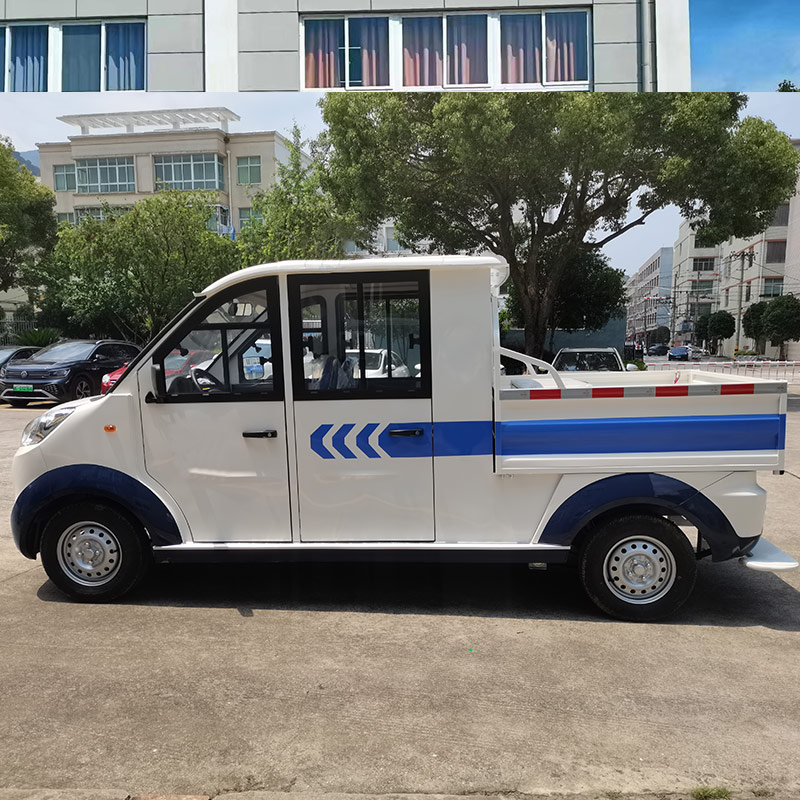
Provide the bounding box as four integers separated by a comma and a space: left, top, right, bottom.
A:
554, 351, 622, 372
0, 349, 19, 367
29, 342, 95, 362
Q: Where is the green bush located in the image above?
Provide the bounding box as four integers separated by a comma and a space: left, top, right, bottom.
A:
15, 327, 61, 347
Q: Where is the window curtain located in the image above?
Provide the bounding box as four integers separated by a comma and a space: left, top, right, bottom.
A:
62, 25, 101, 92
10, 25, 48, 92
501, 14, 541, 84
546, 12, 589, 82
107, 23, 146, 91
305, 19, 344, 89
349, 17, 389, 87
447, 15, 487, 85
403, 17, 442, 87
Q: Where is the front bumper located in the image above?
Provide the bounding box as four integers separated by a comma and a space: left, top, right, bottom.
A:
0, 379, 69, 402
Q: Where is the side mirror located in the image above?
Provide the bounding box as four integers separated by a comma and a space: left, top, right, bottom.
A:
626, 363, 639, 371
409, 333, 420, 349
148, 362, 166, 402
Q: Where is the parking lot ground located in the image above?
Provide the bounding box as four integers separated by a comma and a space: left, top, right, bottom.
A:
0, 400, 799, 799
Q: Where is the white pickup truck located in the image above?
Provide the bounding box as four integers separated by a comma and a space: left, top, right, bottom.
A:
10, 255, 797, 620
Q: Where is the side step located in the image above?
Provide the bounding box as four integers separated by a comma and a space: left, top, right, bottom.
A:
739, 538, 799, 572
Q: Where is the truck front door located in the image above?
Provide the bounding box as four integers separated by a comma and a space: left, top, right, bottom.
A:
288, 270, 434, 542
141, 278, 292, 543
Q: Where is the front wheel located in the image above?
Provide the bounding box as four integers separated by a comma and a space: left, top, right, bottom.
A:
70, 374, 95, 401
579, 514, 697, 621
40, 502, 152, 602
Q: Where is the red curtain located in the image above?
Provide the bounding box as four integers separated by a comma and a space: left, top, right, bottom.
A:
546, 12, 588, 83
351, 18, 389, 87
447, 15, 487, 85
403, 17, 443, 87
501, 14, 541, 84
305, 19, 344, 88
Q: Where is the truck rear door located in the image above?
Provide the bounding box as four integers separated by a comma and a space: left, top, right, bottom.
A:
287, 270, 434, 542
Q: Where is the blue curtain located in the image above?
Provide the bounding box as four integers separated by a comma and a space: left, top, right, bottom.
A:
62, 25, 101, 91
106, 23, 145, 91
10, 25, 48, 92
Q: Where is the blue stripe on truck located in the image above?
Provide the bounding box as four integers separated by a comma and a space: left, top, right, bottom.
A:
496, 414, 785, 456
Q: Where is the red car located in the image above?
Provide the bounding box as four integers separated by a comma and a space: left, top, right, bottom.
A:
101, 350, 216, 394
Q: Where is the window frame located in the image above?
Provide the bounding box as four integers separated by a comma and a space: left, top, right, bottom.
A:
154, 153, 226, 192
300, 8, 592, 92
765, 239, 787, 265
763, 277, 784, 298
288, 269, 432, 402
53, 163, 77, 192
0, 19, 146, 93
151, 276, 285, 404
237, 155, 262, 186
75, 156, 136, 194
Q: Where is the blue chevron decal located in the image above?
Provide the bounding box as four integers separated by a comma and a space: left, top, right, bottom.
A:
356, 423, 381, 459
331, 423, 357, 459
309, 424, 335, 459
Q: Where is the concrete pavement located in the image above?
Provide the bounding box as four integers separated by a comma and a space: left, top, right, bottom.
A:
0, 400, 798, 799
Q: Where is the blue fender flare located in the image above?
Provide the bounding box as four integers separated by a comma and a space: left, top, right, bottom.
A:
11, 464, 182, 559
537, 473, 758, 562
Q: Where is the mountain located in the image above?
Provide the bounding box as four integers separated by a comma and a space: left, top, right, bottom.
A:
12, 149, 40, 177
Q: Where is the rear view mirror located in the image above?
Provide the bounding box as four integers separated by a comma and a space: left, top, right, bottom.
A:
626, 363, 639, 371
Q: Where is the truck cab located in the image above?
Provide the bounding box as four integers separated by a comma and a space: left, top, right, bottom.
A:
10, 256, 798, 620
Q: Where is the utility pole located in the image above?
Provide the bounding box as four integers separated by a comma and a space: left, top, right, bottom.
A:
735, 250, 756, 355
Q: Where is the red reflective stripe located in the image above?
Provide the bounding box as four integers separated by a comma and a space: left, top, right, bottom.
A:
529, 389, 562, 399
592, 387, 625, 398
720, 384, 755, 395
655, 385, 689, 397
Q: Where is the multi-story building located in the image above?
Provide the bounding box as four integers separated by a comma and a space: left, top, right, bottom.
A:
37, 108, 294, 237
785, 171, 800, 360
670, 219, 722, 346
625, 247, 672, 343
0, 0, 691, 92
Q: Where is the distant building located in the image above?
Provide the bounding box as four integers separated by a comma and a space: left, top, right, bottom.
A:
625, 247, 672, 343
37, 108, 297, 238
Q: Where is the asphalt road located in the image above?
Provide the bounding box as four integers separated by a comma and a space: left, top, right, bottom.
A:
0, 399, 799, 798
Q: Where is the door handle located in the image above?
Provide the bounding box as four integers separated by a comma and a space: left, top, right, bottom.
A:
388, 428, 424, 437
242, 430, 278, 439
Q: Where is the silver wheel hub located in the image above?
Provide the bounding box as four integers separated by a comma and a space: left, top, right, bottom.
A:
57, 522, 122, 586
603, 535, 676, 605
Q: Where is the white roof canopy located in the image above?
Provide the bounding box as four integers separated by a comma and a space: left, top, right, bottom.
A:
58, 108, 241, 136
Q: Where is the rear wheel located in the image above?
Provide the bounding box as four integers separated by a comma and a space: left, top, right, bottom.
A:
579, 514, 697, 621
40, 502, 152, 602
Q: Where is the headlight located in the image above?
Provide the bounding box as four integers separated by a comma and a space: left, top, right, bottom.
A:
102, 373, 111, 384
0, 366, 6, 379
21, 407, 76, 447
49, 369, 70, 378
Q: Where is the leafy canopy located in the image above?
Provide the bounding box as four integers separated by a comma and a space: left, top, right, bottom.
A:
707, 310, 736, 342
320, 93, 800, 356
0, 137, 57, 292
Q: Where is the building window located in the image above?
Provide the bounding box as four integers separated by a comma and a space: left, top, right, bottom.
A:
305, 10, 591, 91
2, 21, 145, 92
765, 240, 787, 264
724, 289, 729, 307
237, 156, 261, 185
239, 208, 263, 229
76, 157, 135, 194
693, 257, 715, 272
154, 154, 225, 191
53, 164, 77, 192
763, 277, 784, 297
56, 212, 76, 225
745, 282, 751, 302
772, 204, 790, 227
385, 226, 401, 253
693, 280, 714, 294
304, 17, 390, 89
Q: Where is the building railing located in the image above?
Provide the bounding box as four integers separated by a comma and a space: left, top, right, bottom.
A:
645, 360, 800, 381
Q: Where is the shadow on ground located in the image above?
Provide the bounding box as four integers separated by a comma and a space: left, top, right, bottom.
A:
36, 557, 800, 631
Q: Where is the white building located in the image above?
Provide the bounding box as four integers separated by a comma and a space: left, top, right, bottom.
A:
625, 247, 672, 343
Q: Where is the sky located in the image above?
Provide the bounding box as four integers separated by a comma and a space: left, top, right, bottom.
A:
3, 91, 800, 277
691, 0, 800, 91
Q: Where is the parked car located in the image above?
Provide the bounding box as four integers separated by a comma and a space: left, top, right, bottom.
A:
552, 347, 624, 372
345, 349, 411, 378
647, 344, 669, 357
0, 339, 140, 406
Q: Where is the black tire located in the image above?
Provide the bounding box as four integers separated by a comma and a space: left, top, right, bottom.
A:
6, 399, 30, 407
579, 514, 697, 622
40, 502, 152, 602
70, 373, 95, 401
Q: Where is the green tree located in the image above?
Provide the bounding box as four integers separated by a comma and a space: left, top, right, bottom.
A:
0, 137, 57, 292
650, 325, 671, 345
694, 314, 710, 344
320, 93, 800, 357
742, 301, 770, 353
37, 192, 240, 342
762, 294, 800, 359
238, 125, 362, 268
707, 310, 736, 353
778, 80, 800, 92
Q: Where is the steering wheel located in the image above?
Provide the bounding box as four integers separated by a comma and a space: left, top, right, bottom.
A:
191, 366, 226, 393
